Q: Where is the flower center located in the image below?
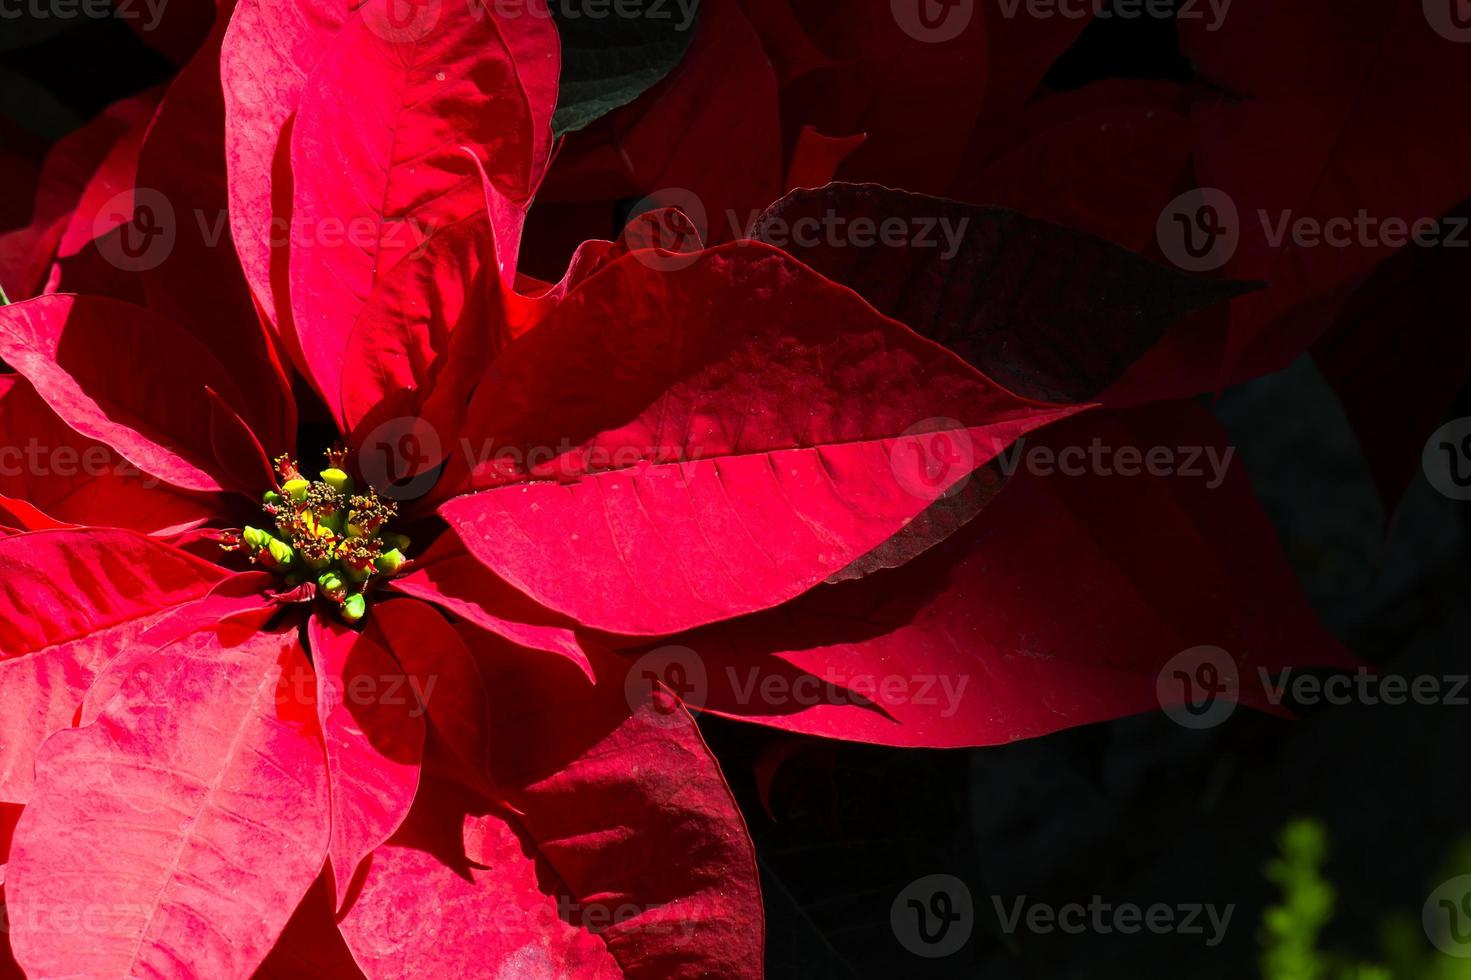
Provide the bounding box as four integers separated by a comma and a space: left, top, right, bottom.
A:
227, 451, 408, 623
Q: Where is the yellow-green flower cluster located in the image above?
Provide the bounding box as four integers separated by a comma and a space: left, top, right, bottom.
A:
234, 453, 408, 622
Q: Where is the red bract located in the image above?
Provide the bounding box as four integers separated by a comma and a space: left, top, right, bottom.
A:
0, 0, 1372, 976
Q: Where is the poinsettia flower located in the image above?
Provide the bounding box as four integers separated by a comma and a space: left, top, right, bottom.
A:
0, 0, 1367, 977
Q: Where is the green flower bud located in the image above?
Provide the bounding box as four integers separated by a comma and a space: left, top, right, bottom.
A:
242, 526, 270, 550
262, 490, 283, 508
317, 571, 345, 599
320, 468, 353, 494
375, 548, 405, 574
283, 478, 310, 501
267, 538, 296, 568
340, 593, 367, 623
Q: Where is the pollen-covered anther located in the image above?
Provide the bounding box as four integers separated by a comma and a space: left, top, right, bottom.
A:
337, 537, 381, 581
346, 492, 396, 537
274, 454, 302, 484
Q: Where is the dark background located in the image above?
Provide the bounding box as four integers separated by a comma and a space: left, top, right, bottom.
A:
4, 7, 1468, 978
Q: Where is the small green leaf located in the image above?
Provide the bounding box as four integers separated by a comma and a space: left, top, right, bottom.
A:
550, 0, 701, 137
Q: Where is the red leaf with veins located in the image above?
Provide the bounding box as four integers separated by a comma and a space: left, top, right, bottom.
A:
480, 637, 764, 978
0, 528, 228, 802
288, 0, 558, 426
6, 626, 329, 979
681, 402, 1352, 746
338, 777, 623, 978
222, 0, 349, 335
340, 633, 763, 978
0, 375, 218, 535
308, 616, 424, 909
372, 598, 494, 796
0, 295, 251, 493
389, 533, 593, 678
441, 244, 1080, 636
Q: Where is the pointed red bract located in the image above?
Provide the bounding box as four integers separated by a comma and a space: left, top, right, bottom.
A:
0, 295, 251, 493
0, 528, 228, 802
222, 0, 348, 335
441, 244, 1079, 635
339, 637, 764, 978
372, 598, 494, 795
340, 779, 623, 979
308, 616, 424, 908
481, 642, 764, 978
0, 375, 218, 534
681, 402, 1353, 746
6, 626, 330, 979
288, 0, 558, 425
388, 534, 593, 677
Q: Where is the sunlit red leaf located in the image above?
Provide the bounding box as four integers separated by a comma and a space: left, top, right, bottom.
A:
6, 625, 329, 979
